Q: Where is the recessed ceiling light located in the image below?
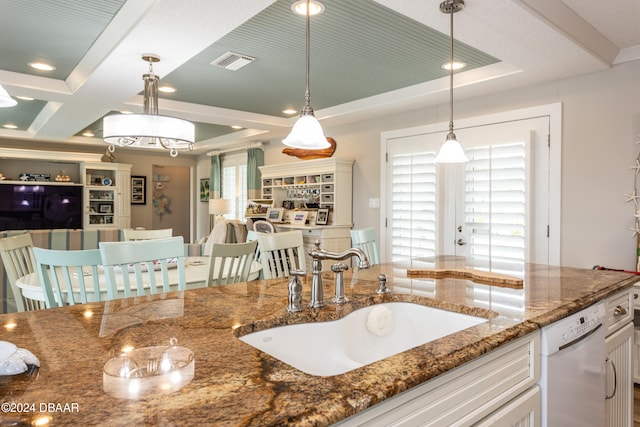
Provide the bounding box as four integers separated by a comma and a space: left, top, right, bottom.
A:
442, 61, 466, 71
231, 125, 243, 130
3, 124, 18, 129
282, 109, 298, 115
28, 62, 56, 71
82, 131, 95, 137
158, 86, 176, 93
291, 0, 325, 16
16, 96, 33, 101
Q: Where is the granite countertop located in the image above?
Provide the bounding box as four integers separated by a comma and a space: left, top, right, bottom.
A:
1, 256, 638, 426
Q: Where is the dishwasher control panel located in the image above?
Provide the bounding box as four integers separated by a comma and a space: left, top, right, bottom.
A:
540, 301, 605, 355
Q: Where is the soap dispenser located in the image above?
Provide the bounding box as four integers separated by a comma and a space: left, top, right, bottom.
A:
286, 269, 306, 313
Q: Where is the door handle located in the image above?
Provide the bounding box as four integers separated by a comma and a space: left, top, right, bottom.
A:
456, 238, 466, 246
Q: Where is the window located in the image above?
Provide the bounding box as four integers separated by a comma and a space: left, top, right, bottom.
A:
221, 152, 248, 221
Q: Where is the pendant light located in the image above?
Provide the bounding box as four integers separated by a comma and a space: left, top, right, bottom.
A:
282, 0, 330, 150
0, 84, 17, 108
435, 0, 469, 163
103, 55, 195, 158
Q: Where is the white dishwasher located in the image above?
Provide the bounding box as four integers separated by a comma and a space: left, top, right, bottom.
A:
539, 301, 606, 427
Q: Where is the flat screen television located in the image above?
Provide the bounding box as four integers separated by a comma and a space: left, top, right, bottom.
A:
0, 183, 83, 230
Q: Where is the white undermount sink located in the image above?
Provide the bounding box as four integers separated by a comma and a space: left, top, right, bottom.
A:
239, 302, 487, 376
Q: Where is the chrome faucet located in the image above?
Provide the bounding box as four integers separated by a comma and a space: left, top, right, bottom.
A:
308, 240, 371, 308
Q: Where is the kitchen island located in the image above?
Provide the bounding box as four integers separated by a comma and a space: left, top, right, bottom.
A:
1, 256, 638, 426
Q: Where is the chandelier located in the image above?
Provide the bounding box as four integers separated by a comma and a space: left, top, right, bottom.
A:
103, 55, 195, 158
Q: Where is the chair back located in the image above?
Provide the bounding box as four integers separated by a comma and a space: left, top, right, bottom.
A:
350, 227, 380, 265
123, 228, 173, 241
256, 230, 306, 279
253, 220, 275, 233
99, 236, 186, 299
0, 233, 43, 311
207, 240, 258, 286
32, 248, 103, 308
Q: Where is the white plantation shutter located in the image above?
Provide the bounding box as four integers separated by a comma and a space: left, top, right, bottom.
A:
389, 150, 437, 261
464, 142, 528, 275
222, 153, 248, 220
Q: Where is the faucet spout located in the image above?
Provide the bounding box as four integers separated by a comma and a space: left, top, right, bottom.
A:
309, 244, 371, 270
307, 240, 371, 309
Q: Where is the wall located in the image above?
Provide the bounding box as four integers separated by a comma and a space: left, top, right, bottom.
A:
107, 151, 197, 242
250, 59, 640, 270
151, 165, 191, 242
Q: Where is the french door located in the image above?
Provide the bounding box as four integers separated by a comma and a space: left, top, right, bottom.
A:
384, 116, 551, 270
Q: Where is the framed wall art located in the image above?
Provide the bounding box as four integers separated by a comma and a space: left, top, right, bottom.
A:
131, 175, 146, 205
200, 178, 209, 202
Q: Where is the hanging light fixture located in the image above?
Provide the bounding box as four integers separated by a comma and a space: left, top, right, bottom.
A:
103, 55, 195, 158
435, 0, 468, 163
282, 0, 330, 150
0, 84, 17, 108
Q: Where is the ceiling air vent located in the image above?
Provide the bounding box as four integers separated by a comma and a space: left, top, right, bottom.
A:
211, 52, 256, 71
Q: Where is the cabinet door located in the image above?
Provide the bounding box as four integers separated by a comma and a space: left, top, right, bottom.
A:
605, 321, 633, 427
474, 386, 540, 427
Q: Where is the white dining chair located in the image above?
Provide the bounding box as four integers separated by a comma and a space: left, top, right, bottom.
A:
0, 233, 44, 312
32, 248, 103, 308
99, 236, 187, 299
253, 220, 275, 233
207, 240, 258, 286
350, 227, 380, 265
256, 230, 306, 279
122, 228, 173, 241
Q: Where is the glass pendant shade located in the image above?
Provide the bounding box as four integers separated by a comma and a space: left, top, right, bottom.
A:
434, 131, 468, 163
0, 84, 17, 108
283, 113, 330, 149
103, 114, 195, 149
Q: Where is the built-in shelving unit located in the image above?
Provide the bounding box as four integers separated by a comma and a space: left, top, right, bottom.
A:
259, 158, 354, 270
82, 162, 132, 229
259, 158, 353, 226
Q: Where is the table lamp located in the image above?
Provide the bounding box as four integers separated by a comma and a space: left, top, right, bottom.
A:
209, 199, 231, 230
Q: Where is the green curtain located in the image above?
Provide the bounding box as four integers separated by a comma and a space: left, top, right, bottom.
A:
209, 154, 221, 200
247, 147, 264, 200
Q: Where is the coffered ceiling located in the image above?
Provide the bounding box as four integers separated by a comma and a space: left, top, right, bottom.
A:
0, 0, 639, 156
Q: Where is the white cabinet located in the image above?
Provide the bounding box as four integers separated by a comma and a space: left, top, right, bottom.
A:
259, 158, 353, 226
82, 162, 132, 229
334, 333, 540, 426
604, 289, 634, 427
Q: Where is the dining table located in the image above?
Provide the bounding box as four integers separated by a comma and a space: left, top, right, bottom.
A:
16, 256, 262, 304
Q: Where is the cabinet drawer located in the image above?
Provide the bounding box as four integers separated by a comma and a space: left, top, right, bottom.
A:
321, 184, 334, 192
321, 174, 334, 183
262, 178, 272, 186
262, 187, 272, 195
321, 194, 334, 203
605, 289, 633, 335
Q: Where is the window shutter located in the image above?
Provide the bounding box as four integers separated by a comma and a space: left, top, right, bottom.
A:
389, 150, 437, 261
464, 142, 527, 275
